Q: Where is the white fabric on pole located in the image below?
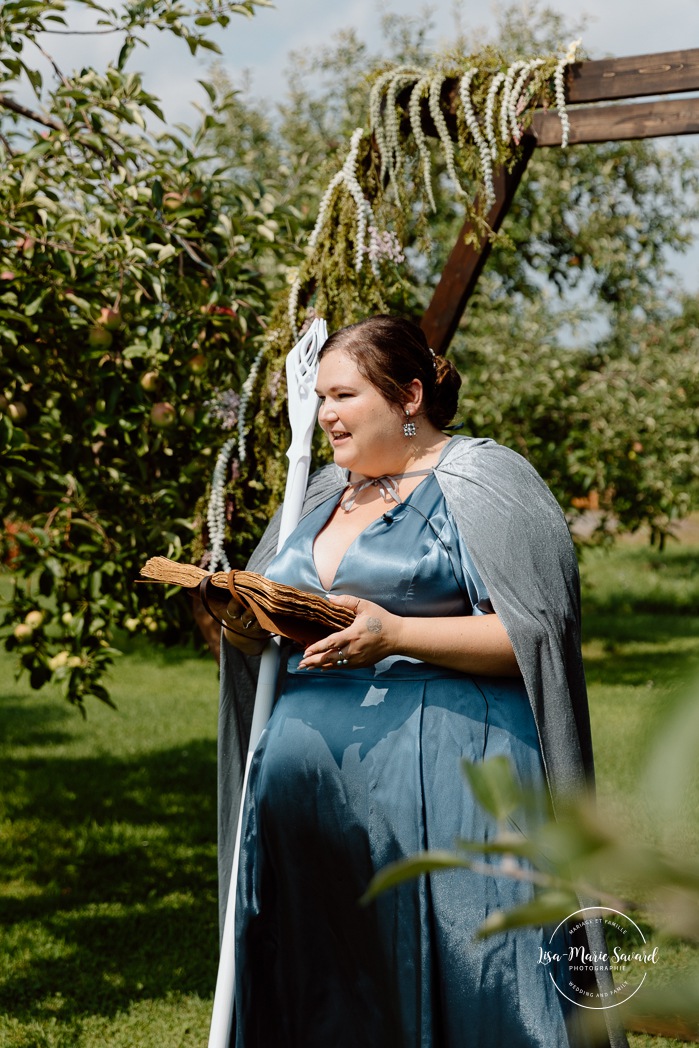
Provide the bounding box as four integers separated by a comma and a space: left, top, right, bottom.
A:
208, 319, 326, 1048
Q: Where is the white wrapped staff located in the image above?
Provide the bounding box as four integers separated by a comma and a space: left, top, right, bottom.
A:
208, 318, 327, 1048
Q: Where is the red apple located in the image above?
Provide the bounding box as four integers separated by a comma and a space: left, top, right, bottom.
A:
150, 402, 176, 428
162, 191, 185, 211
187, 353, 208, 374
99, 307, 122, 331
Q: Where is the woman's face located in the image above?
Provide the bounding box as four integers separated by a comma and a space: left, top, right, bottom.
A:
315, 348, 408, 476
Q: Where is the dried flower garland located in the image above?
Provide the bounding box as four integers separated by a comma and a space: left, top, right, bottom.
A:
204, 388, 240, 431
408, 74, 439, 212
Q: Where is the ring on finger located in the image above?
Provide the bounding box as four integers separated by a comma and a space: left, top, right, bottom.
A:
335, 648, 349, 667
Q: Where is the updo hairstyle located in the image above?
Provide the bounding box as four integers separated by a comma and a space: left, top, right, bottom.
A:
318, 315, 462, 430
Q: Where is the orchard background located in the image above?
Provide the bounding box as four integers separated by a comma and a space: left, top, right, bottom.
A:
1, 2, 698, 709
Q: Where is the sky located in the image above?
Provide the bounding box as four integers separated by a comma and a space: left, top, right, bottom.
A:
49, 0, 699, 123
204, 0, 699, 110
41, 0, 699, 123
37, 0, 699, 289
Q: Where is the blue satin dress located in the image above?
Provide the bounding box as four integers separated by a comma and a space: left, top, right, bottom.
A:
234, 472, 577, 1047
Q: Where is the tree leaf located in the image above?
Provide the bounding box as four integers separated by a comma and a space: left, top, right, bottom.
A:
461, 756, 524, 822
476, 890, 579, 938
360, 850, 472, 904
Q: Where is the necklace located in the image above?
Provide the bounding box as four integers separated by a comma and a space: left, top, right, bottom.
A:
340, 467, 433, 512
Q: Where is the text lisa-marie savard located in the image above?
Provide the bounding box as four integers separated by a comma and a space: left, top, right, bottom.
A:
538, 947, 659, 967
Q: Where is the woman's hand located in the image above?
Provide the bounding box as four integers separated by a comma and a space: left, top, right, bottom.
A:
221, 596, 271, 657
298, 596, 521, 677
298, 595, 399, 670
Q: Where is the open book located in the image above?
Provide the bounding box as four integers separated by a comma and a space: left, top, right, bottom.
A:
140, 557, 355, 645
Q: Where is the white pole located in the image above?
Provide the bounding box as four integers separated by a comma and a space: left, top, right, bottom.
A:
208, 319, 326, 1048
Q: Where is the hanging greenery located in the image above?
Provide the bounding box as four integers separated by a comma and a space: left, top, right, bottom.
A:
204, 41, 581, 569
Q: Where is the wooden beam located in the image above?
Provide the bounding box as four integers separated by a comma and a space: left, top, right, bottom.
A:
416, 49, 699, 352
533, 96, 699, 146
420, 136, 535, 355
567, 48, 699, 103
406, 49, 699, 155
412, 49, 699, 140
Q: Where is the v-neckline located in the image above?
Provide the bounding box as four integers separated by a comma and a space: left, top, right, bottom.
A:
311, 469, 436, 593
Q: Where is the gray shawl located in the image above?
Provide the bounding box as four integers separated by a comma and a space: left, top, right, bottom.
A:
217, 435, 627, 1048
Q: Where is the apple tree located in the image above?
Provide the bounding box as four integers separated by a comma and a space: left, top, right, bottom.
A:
0, 0, 300, 709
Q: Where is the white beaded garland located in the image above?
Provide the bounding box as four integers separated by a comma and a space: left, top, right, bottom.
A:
409, 74, 437, 212
507, 59, 544, 144
459, 68, 496, 211
290, 47, 580, 356
237, 344, 266, 464
428, 73, 466, 198
500, 61, 527, 144
205, 343, 266, 568
484, 71, 506, 161
206, 435, 237, 572
554, 39, 581, 149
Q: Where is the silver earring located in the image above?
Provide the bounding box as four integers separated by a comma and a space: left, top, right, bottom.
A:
403, 410, 416, 438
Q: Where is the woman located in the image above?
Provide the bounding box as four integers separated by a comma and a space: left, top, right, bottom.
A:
218, 315, 623, 1047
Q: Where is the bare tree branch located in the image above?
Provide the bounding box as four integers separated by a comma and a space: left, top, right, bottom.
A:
0, 94, 62, 131
0, 131, 16, 157
30, 37, 69, 88
41, 28, 120, 36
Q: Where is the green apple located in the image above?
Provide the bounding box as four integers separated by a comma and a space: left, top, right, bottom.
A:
140, 370, 159, 393
8, 401, 27, 423
49, 650, 71, 670
88, 326, 113, 350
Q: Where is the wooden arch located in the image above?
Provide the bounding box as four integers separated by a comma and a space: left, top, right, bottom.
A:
419, 47, 699, 354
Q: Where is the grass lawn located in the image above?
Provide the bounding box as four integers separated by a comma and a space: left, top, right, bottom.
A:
0, 638, 220, 1047
580, 538, 699, 1048
1, 532, 698, 1047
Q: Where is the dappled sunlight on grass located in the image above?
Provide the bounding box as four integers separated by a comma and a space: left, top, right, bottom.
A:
0, 641, 220, 1044
579, 536, 699, 832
